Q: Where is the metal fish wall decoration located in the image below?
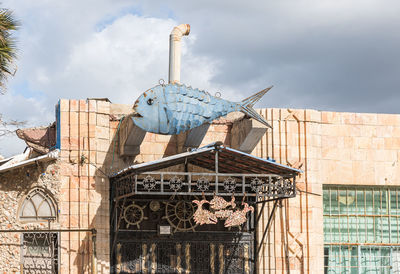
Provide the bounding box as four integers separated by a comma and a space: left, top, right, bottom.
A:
131, 83, 272, 135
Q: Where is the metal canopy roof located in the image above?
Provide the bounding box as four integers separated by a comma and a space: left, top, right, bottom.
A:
0, 149, 59, 174
111, 142, 301, 179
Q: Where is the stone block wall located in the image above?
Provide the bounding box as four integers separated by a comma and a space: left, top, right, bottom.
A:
40, 99, 400, 273
0, 161, 61, 273
56, 99, 234, 273
253, 108, 400, 273
319, 111, 400, 186
58, 99, 114, 273
251, 109, 324, 274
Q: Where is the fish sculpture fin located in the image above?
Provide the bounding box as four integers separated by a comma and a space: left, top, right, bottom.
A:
239, 86, 273, 128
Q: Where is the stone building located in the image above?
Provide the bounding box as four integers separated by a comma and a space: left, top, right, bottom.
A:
0, 97, 399, 273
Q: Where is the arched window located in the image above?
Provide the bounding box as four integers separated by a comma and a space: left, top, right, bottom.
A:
19, 188, 57, 221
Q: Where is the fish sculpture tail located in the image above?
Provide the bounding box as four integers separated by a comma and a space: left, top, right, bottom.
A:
239, 86, 273, 128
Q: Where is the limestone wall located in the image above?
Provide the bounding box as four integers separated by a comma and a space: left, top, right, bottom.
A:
250, 109, 323, 274
0, 161, 61, 273
319, 111, 400, 186
58, 99, 112, 273
53, 100, 400, 273
252, 108, 400, 273
57, 99, 234, 273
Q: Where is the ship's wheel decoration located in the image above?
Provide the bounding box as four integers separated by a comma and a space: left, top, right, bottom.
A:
143, 175, 156, 190
196, 177, 210, 191
223, 177, 236, 193
250, 177, 264, 192
123, 202, 148, 229
163, 197, 198, 232
169, 176, 183, 191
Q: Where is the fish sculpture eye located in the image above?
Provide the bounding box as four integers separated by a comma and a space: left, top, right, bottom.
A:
147, 98, 154, 105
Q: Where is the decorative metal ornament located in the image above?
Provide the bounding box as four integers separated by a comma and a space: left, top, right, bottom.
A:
283, 179, 292, 196
131, 83, 272, 135
210, 196, 236, 210
143, 175, 156, 190
223, 177, 236, 193
123, 203, 148, 229
224, 202, 254, 228
214, 209, 233, 219
193, 199, 217, 225
196, 177, 210, 191
250, 177, 264, 192
149, 201, 160, 212
169, 176, 183, 191
163, 199, 198, 232
22, 232, 58, 272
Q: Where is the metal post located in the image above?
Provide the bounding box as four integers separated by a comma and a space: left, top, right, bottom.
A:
256, 199, 279, 257
92, 229, 97, 274
112, 198, 127, 257
255, 200, 267, 227
215, 150, 219, 194
358, 245, 361, 274
215, 150, 219, 173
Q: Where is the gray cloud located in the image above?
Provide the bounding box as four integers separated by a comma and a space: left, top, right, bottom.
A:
142, 0, 400, 113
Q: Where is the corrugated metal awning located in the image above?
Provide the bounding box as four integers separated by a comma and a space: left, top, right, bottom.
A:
110, 143, 301, 179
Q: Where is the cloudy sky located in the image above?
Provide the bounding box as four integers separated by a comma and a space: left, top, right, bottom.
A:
0, 0, 399, 157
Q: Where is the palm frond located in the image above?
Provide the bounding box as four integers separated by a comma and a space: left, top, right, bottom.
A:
0, 8, 19, 93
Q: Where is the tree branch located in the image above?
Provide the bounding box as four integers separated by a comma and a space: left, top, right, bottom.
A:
0, 114, 25, 136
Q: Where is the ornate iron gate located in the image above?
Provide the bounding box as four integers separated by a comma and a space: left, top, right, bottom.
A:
111, 195, 255, 274
110, 143, 300, 273
114, 232, 253, 274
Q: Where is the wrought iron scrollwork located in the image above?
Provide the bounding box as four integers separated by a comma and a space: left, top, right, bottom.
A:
113, 172, 296, 200
282, 178, 295, 196
22, 232, 58, 274
196, 177, 210, 191
143, 175, 157, 190
250, 177, 263, 192
169, 176, 183, 191
116, 177, 134, 197
223, 177, 236, 193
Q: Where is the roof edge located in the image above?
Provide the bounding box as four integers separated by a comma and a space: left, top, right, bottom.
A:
0, 149, 59, 174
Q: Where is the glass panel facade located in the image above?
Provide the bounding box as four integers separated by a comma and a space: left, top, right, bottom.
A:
324, 186, 400, 273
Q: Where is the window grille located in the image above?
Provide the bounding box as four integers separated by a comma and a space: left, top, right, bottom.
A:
323, 186, 400, 273
21, 232, 59, 273
19, 188, 57, 222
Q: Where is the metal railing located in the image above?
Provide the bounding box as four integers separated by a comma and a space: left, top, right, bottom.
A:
113, 171, 296, 200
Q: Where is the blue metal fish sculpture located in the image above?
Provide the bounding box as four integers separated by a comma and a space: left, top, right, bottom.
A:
131, 83, 272, 135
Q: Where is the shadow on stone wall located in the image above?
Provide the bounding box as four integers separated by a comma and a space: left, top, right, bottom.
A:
71, 120, 233, 272
71, 121, 139, 273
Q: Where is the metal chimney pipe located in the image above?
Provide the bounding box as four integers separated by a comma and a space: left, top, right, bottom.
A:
169, 24, 190, 84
